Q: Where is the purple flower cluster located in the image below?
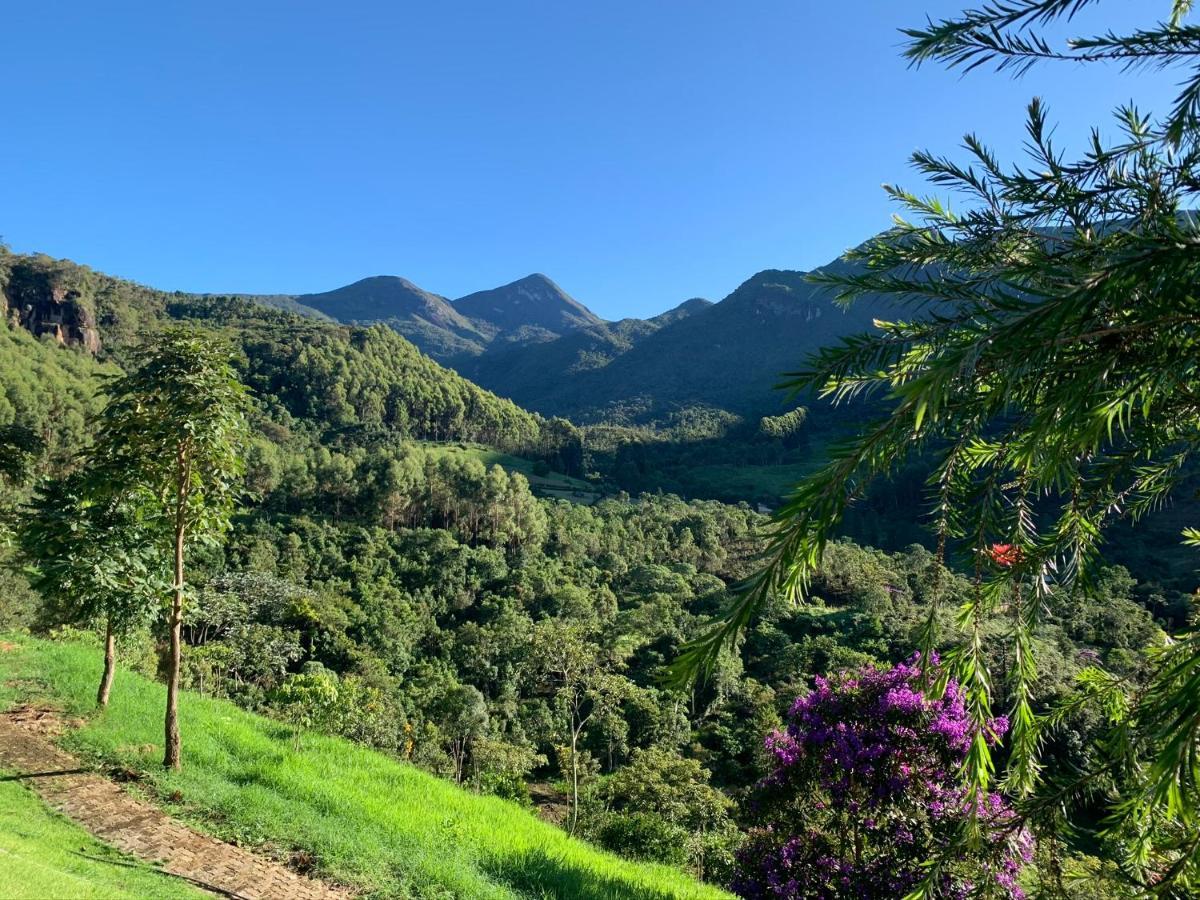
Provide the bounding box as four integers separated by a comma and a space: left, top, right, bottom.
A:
732, 658, 1030, 899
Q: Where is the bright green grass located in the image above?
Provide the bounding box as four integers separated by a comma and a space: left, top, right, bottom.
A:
0, 635, 731, 900
0, 776, 205, 899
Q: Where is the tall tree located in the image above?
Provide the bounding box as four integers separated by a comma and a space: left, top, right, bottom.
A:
19, 473, 161, 706
531, 620, 630, 835
676, 2, 1200, 892
92, 328, 250, 768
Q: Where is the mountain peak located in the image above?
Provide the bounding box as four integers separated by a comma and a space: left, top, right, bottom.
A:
650, 296, 713, 327
298, 275, 455, 322
454, 275, 602, 334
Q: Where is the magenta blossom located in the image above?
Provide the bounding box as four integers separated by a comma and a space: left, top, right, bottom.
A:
732, 657, 1030, 899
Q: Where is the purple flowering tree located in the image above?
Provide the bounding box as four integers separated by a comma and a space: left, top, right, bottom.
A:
732, 658, 1030, 899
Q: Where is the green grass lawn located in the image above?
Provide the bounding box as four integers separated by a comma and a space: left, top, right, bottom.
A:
0, 776, 205, 899
0, 635, 731, 900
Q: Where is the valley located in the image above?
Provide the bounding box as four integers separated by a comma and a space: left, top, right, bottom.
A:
8, 1, 1200, 897
1, 227, 1189, 897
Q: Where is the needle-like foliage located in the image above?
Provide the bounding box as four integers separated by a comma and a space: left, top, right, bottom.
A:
674, 2, 1200, 893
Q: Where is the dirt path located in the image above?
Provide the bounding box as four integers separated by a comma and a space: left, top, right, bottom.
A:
0, 713, 349, 899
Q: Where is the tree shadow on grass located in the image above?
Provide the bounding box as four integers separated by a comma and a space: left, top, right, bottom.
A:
0, 768, 89, 780
483, 846, 699, 900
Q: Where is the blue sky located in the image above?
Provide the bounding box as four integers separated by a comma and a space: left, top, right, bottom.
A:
2, 2, 1182, 319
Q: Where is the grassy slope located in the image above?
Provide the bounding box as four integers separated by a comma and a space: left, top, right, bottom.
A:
0, 636, 730, 900
0, 777, 205, 899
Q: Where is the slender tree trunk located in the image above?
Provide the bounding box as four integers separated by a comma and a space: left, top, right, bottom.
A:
569, 726, 580, 836
97, 617, 116, 707
166, 465, 187, 777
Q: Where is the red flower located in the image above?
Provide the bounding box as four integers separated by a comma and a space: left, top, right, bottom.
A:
988, 543, 1023, 568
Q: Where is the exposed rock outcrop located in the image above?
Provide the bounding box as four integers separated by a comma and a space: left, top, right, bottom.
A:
1, 260, 102, 354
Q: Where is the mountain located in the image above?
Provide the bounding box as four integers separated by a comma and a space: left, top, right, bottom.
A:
462, 263, 897, 424
1, 241, 897, 431
453, 273, 603, 335
460, 318, 656, 409
297, 276, 493, 358
278, 252, 893, 427
0, 248, 552, 458
649, 297, 713, 327
293, 273, 604, 362
457, 298, 713, 412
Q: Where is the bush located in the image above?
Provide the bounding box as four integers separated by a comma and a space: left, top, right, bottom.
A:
596, 812, 689, 867
732, 657, 1031, 899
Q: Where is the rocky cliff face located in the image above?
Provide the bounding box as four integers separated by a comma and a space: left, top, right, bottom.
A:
1, 260, 102, 354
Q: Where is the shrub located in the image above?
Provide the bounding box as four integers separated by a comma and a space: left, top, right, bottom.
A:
596, 812, 689, 867
732, 657, 1031, 899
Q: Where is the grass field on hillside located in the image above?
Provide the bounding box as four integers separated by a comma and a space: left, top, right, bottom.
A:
0, 636, 730, 900
0, 777, 205, 900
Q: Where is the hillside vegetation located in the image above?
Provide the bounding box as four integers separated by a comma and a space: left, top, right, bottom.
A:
0, 246, 1177, 898
0, 250, 584, 468
0, 776, 204, 899
0, 636, 729, 900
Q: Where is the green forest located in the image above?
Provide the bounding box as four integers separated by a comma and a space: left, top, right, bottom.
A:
6, 2, 1200, 899
0, 237, 1182, 897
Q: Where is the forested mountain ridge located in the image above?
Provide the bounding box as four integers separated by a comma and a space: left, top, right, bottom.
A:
0, 238, 902, 430
454, 273, 603, 335
0, 247, 578, 465
467, 267, 896, 423
293, 272, 607, 363
296, 276, 495, 359
212, 249, 899, 426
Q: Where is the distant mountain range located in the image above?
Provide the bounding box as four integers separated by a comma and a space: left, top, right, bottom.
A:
4, 238, 896, 427
280, 272, 602, 361
270, 250, 896, 424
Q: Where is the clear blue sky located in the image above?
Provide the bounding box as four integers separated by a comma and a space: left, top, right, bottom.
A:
2, 2, 1181, 319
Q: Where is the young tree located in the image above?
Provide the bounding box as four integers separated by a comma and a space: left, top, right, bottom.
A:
19, 472, 162, 706
92, 328, 250, 768
434, 682, 489, 784
675, 2, 1200, 891
531, 620, 631, 835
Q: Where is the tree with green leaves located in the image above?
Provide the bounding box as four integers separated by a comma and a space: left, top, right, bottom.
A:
531, 620, 631, 836
592, 746, 738, 880
0, 424, 44, 547
18, 472, 162, 706
92, 328, 250, 769
0, 423, 43, 486
676, 2, 1200, 893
